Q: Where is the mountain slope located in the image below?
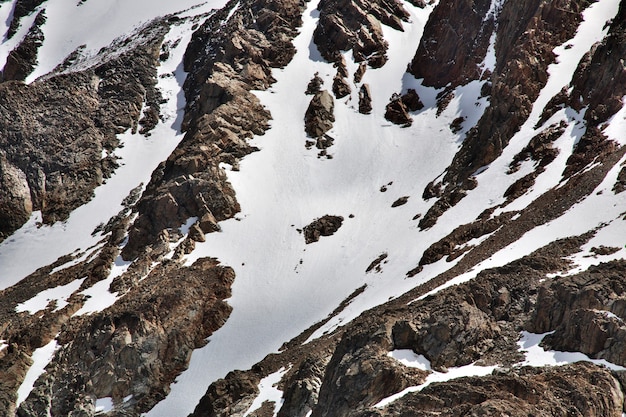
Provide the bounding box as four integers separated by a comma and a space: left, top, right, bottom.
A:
1, 0, 626, 415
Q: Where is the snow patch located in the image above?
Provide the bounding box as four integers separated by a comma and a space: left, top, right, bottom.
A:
243, 368, 288, 417
388, 350, 431, 371
73, 256, 130, 316
16, 277, 86, 314
95, 397, 115, 413
518, 331, 626, 371
16, 339, 58, 406
374, 362, 497, 408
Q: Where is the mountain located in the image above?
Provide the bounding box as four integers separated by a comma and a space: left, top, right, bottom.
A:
1, 0, 626, 415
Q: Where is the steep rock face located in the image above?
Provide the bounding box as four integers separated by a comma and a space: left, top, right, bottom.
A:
0, 21, 167, 240
6, 0, 47, 39
410, 0, 493, 88
122, 0, 306, 260
364, 363, 624, 417
0, 155, 32, 241
16, 258, 235, 416
528, 260, 626, 366
313, 0, 413, 68
2, 10, 46, 81
415, 0, 596, 228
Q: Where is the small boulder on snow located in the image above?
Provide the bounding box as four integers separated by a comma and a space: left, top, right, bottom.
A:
303, 215, 344, 244
304, 90, 335, 138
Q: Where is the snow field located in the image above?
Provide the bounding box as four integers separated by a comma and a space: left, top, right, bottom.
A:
15, 277, 86, 314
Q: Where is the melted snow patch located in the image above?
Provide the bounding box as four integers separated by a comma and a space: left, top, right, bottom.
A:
16, 277, 86, 314
243, 367, 288, 417
16, 339, 58, 406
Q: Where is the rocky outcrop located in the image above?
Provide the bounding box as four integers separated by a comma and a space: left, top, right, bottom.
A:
0, 155, 32, 240
367, 363, 624, 417
16, 258, 234, 416
528, 260, 626, 366
2, 10, 46, 81
0, 20, 167, 240
414, 0, 596, 228
384, 90, 423, 125
303, 215, 344, 244
305, 90, 336, 138
358, 84, 372, 114
410, 0, 494, 88
6, 0, 47, 39
313, 0, 412, 68
122, 0, 306, 260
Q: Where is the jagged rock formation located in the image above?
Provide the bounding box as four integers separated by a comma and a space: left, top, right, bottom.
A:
303, 215, 344, 244
413, 0, 625, 229
0, 20, 167, 240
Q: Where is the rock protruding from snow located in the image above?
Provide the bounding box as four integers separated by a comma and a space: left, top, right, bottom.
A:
384, 90, 423, 125
3, 10, 46, 81
313, 0, 410, 68
358, 84, 372, 114
303, 215, 344, 244
305, 90, 335, 138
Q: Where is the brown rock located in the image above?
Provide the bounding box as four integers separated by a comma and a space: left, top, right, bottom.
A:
305, 90, 335, 138
358, 84, 372, 114
303, 215, 344, 244
332, 74, 351, 99
384, 94, 411, 126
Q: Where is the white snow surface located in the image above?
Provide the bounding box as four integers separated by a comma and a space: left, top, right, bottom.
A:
15, 277, 85, 314
388, 349, 431, 371
16, 339, 58, 406
95, 397, 115, 413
